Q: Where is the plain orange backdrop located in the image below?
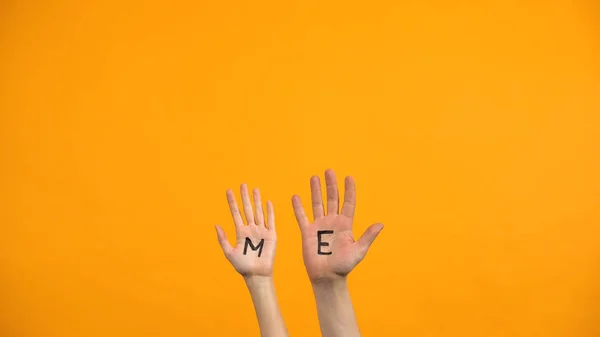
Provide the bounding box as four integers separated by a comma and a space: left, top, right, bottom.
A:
1, 0, 600, 336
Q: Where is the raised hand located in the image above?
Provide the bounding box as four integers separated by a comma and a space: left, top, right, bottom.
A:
292, 169, 383, 281
215, 184, 276, 277
291, 169, 383, 337
215, 184, 288, 337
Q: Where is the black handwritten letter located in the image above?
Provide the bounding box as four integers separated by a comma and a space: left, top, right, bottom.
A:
243, 237, 265, 257
317, 230, 334, 255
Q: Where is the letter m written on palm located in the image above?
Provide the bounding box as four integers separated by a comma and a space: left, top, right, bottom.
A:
243, 237, 265, 257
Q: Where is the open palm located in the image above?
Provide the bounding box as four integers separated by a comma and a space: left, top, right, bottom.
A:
216, 184, 276, 277
292, 169, 384, 281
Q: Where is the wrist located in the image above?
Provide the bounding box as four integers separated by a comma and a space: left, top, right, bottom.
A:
311, 275, 348, 291
310, 274, 347, 284
244, 275, 274, 288
244, 275, 277, 305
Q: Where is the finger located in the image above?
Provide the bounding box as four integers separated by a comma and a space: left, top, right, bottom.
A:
266, 200, 275, 231
310, 175, 325, 220
341, 176, 356, 218
226, 189, 244, 228
356, 223, 384, 254
325, 169, 339, 215
215, 225, 234, 256
240, 184, 255, 225
253, 188, 265, 227
292, 195, 309, 230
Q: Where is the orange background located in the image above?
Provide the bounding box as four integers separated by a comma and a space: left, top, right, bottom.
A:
1, 1, 600, 336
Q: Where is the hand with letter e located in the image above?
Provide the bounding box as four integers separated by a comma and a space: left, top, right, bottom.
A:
292, 169, 384, 337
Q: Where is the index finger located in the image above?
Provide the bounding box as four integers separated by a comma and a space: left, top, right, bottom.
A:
292, 195, 309, 230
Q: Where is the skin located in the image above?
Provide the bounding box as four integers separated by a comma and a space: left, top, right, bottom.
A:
215, 184, 288, 337
292, 169, 384, 337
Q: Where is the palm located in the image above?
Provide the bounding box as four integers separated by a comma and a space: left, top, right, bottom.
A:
292, 169, 384, 281
229, 225, 276, 276
216, 185, 277, 277
302, 215, 361, 280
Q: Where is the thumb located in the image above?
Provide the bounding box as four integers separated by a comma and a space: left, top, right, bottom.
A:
215, 225, 234, 256
356, 223, 384, 254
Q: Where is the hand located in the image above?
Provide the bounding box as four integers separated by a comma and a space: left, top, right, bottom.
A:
292, 169, 383, 282
216, 184, 276, 277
